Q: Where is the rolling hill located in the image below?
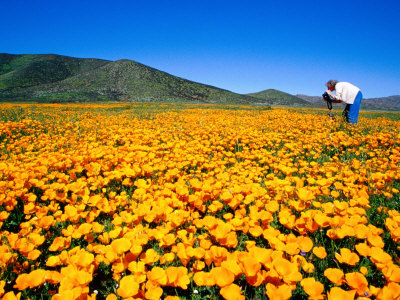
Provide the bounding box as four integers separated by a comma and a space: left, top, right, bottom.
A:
361, 95, 400, 111
0, 53, 263, 104
0, 53, 109, 90
247, 89, 311, 106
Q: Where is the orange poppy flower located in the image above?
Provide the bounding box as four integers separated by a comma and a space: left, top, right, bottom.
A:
14, 273, 29, 290
302, 262, 315, 274
209, 246, 228, 266
117, 275, 139, 298
221, 258, 244, 277
176, 243, 190, 266
2, 291, 22, 300
145, 286, 163, 300
324, 268, 344, 285
200, 238, 213, 250
285, 242, 300, 256
370, 247, 392, 268
159, 233, 176, 248
249, 226, 263, 237
313, 246, 327, 259
248, 246, 273, 267
327, 287, 356, 300
75, 270, 93, 286
266, 283, 292, 300
140, 249, 160, 265
37, 215, 55, 230
78, 223, 93, 235
0, 280, 5, 296
314, 213, 330, 228
354, 224, 369, 239
355, 243, 371, 257
193, 260, 205, 271
382, 263, 400, 282
297, 187, 315, 201
279, 210, 296, 229
111, 238, 131, 255
128, 261, 146, 274
73, 250, 95, 268
105, 294, 118, 300
345, 272, 368, 296
376, 282, 400, 300
247, 270, 267, 287
367, 232, 385, 248
193, 271, 214, 286
160, 252, 175, 264
273, 258, 302, 283
27, 249, 41, 261
50, 236, 72, 252
336, 225, 355, 239
15, 238, 34, 253
239, 255, 261, 278
46, 271, 63, 285
360, 266, 368, 275
190, 247, 206, 260
297, 236, 314, 252
130, 244, 143, 257
26, 269, 47, 289
301, 277, 324, 299
165, 266, 190, 289
220, 283, 245, 300
28, 233, 45, 247
164, 297, 180, 300
335, 248, 359, 266
147, 267, 167, 286
210, 266, 235, 288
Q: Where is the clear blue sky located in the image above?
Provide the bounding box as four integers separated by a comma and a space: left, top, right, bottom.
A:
2, 0, 399, 97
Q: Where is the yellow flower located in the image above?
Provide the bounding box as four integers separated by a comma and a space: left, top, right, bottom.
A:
324, 268, 344, 285
301, 277, 324, 299
111, 238, 131, 255
266, 283, 292, 300
312, 246, 327, 259
335, 248, 360, 266
327, 287, 356, 300
117, 275, 139, 298
210, 266, 235, 288
220, 283, 245, 300
345, 272, 368, 296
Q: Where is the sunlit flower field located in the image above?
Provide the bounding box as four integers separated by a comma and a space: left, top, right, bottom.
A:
0, 103, 399, 300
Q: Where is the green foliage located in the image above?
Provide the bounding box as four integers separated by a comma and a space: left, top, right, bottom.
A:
0, 54, 264, 105
1, 198, 24, 233
89, 262, 118, 297
0, 54, 109, 90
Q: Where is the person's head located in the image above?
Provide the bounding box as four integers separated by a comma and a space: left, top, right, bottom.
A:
326, 80, 338, 91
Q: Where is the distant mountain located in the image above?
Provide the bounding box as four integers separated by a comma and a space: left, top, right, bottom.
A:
248, 89, 311, 106
296, 94, 400, 111
0, 53, 262, 104
296, 94, 325, 106
361, 95, 400, 110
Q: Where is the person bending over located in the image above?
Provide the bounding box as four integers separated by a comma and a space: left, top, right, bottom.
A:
325, 80, 363, 124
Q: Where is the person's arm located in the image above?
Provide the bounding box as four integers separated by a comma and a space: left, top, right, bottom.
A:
325, 89, 343, 103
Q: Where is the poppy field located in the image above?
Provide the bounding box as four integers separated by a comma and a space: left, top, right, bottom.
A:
0, 103, 400, 300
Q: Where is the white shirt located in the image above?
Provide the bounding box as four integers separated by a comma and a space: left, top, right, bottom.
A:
334, 82, 360, 104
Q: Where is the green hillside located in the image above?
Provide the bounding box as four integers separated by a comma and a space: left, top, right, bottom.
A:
0, 53, 261, 104
0, 54, 109, 90
247, 89, 311, 106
